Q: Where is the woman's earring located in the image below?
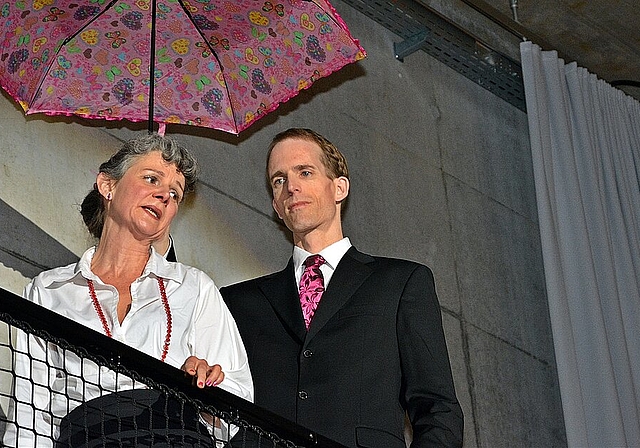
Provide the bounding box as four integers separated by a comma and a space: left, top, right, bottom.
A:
106, 192, 112, 201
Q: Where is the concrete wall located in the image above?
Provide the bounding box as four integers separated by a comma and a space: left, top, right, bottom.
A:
0, 2, 565, 446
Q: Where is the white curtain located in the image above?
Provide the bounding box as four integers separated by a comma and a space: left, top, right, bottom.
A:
520, 41, 640, 447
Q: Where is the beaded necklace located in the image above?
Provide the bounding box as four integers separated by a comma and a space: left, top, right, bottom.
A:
87, 277, 172, 362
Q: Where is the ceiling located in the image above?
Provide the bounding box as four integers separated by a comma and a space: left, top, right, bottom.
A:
411, 0, 640, 101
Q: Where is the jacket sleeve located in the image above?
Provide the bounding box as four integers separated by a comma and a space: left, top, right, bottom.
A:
397, 264, 464, 447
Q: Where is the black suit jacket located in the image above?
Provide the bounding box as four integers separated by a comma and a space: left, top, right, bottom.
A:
221, 247, 463, 448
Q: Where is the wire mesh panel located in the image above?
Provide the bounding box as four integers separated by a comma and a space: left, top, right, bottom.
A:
1, 329, 222, 446
0, 288, 345, 448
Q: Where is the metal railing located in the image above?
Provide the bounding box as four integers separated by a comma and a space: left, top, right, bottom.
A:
0, 287, 345, 447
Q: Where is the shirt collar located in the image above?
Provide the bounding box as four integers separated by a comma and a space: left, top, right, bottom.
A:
56, 245, 184, 286
293, 237, 352, 273
143, 246, 184, 283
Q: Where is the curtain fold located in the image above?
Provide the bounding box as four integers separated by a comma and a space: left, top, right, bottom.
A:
520, 41, 640, 447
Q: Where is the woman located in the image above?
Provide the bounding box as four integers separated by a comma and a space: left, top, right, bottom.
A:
3, 134, 253, 446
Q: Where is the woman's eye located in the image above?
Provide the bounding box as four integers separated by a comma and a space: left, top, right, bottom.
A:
170, 191, 181, 201
144, 175, 158, 184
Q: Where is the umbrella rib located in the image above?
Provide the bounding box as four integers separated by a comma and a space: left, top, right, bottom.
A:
30, 0, 119, 108
174, 0, 240, 134
308, 0, 360, 35
62, 0, 120, 45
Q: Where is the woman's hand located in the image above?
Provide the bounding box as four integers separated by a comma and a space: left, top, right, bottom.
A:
181, 356, 225, 389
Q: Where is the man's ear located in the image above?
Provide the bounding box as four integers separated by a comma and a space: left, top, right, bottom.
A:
272, 198, 283, 220
334, 176, 349, 203
96, 172, 115, 199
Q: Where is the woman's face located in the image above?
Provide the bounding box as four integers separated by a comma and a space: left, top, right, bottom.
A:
102, 151, 186, 243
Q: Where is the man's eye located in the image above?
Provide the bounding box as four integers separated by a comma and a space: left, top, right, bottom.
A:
273, 178, 285, 186
301, 171, 311, 177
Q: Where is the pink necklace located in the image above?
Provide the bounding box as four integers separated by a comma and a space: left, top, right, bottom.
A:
87, 277, 172, 362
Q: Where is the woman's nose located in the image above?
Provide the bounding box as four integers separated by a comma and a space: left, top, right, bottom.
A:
155, 189, 170, 203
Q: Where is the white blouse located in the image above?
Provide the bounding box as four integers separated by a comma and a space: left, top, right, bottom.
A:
3, 247, 253, 447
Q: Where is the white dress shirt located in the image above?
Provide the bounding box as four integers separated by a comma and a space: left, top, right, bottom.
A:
293, 237, 352, 289
3, 246, 253, 447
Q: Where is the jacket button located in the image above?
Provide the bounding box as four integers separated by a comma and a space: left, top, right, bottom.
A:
303, 349, 313, 358
298, 391, 308, 400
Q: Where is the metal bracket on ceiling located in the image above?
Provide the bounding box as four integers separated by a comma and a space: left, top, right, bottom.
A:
394, 30, 428, 62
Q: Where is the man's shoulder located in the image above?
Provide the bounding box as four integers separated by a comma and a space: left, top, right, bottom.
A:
219, 268, 287, 294
348, 248, 428, 271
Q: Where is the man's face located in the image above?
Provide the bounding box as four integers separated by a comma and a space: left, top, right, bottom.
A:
268, 138, 348, 239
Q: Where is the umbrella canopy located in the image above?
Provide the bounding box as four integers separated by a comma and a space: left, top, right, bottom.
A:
0, 0, 365, 134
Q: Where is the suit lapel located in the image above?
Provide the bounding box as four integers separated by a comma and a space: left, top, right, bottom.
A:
258, 259, 307, 343
305, 248, 374, 342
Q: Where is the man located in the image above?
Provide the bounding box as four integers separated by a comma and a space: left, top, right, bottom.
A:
220, 128, 463, 447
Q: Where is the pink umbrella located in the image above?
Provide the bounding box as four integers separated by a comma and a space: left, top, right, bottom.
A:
0, 0, 365, 134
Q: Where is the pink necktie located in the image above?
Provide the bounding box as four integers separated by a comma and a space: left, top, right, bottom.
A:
299, 254, 326, 330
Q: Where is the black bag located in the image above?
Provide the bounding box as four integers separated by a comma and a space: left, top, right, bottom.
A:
55, 389, 215, 447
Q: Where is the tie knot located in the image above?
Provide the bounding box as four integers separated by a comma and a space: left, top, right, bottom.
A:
304, 254, 326, 269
